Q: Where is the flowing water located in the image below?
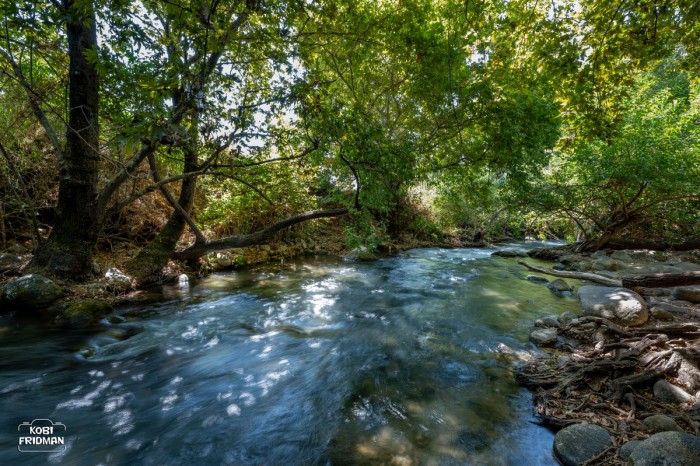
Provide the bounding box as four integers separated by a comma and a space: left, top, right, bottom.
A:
0, 244, 583, 465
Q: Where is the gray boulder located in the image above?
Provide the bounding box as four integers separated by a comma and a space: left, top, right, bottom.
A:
650, 307, 674, 321
0, 274, 63, 308
610, 250, 633, 263
535, 315, 561, 329
643, 414, 683, 433
104, 268, 133, 292
0, 253, 23, 273
578, 286, 648, 326
653, 380, 692, 405
529, 328, 558, 347
619, 440, 641, 461
558, 311, 578, 326
548, 278, 573, 292
674, 286, 700, 304
592, 257, 618, 271
553, 422, 612, 466
629, 431, 700, 466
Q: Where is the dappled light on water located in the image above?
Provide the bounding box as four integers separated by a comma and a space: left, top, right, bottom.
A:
0, 243, 579, 465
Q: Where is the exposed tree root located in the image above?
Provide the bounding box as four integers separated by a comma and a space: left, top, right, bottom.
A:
517, 313, 700, 465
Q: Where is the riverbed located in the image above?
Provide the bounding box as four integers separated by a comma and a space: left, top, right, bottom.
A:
0, 244, 583, 465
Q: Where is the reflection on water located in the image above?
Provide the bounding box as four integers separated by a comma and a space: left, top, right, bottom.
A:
0, 244, 580, 465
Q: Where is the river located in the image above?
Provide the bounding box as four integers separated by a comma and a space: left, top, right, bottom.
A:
0, 244, 583, 465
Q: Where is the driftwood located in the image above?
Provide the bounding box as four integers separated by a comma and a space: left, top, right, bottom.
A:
606, 238, 700, 251
622, 271, 700, 289
517, 260, 622, 287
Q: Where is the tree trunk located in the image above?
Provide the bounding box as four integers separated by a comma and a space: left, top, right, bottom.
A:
622, 271, 700, 289
29, 1, 100, 279
126, 146, 199, 283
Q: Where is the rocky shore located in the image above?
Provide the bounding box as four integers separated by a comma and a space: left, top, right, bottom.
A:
513, 247, 700, 465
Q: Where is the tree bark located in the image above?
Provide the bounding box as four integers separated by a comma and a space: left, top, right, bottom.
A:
29, 1, 100, 279
622, 271, 700, 289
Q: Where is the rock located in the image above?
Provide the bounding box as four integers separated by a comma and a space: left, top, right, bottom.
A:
104, 268, 133, 292
535, 315, 561, 329
91, 262, 101, 275
674, 286, 700, 304
629, 431, 700, 465
553, 422, 612, 466
572, 261, 593, 272
6, 243, 29, 254
548, 278, 573, 292
0, 274, 63, 309
260, 244, 271, 252
527, 247, 564, 260
619, 440, 641, 461
558, 311, 578, 326
0, 253, 23, 273
578, 286, 649, 327
492, 250, 526, 258
216, 256, 232, 267
591, 257, 618, 271
526, 275, 549, 283
64, 299, 113, 326
345, 246, 378, 261
653, 380, 692, 404
529, 328, 558, 347
650, 307, 675, 321
610, 250, 633, 263
642, 414, 683, 433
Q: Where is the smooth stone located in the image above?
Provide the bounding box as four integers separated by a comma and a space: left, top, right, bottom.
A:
0, 253, 23, 273
674, 286, 700, 304
526, 275, 549, 283
653, 380, 692, 404
553, 422, 612, 466
0, 274, 63, 308
629, 431, 700, 465
610, 251, 633, 263
619, 440, 641, 460
578, 286, 649, 326
558, 311, 578, 326
592, 257, 618, 271
529, 328, 558, 347
548, 278, 573, 292
642, 414, 683, 433
650, 307, 675, 321
535, 315, 561, 329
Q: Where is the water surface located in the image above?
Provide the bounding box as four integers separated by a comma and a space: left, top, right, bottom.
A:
1, 244, 581, 465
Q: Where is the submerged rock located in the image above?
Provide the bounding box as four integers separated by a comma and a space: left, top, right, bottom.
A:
547, 278, 573, 292
629, 431, 700, 465
0, 274, 63, 309
526, 275, 549, 283
64, 299, 113, 326
578, 286, 648, 326
492, 250, 526, 258
553, 422, 612, 466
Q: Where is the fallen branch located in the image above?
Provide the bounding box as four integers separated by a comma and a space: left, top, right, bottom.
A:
622, 271, 700, 289
517, 260, 622, 287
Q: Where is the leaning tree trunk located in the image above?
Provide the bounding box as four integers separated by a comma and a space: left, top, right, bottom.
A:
126, 146, 199, 283
29, 2, 100, 279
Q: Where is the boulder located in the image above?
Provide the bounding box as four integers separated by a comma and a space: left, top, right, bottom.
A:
558, 311, 578, 326
529, 328, 558, 347
610, 250, 633, 263
578, 286, 648, 326
6, 243, 29, 254
535, 315, 561, 329
619, 440, 641, 461
553, 422, 612, 466
629, 431, 700, 466
0, 274, 63, 309
653, 380, 692, 405
344, 246, 378, 261
547, 279, 573, 292
0, 253, 23, 273
673, 286, 700, 304
642, 414, 683, 433
591, 257, 618, 271
104, 268, 133, 292
64, 299, 113, 326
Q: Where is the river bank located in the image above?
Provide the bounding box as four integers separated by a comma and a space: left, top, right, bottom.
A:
512, 247, 700, 465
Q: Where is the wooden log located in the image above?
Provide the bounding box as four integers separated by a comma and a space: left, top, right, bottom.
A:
517, 260, 622, 287
622, 271, 700, 289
